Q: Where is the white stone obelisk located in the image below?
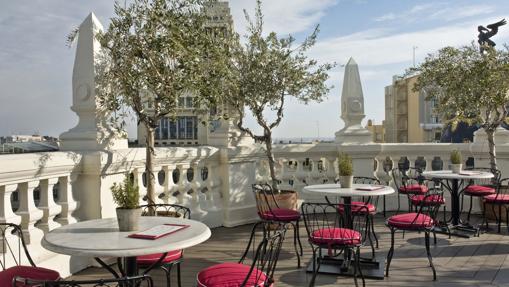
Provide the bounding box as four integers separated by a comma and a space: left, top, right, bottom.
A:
60, 13, 127, 151
335, 57, 372, 144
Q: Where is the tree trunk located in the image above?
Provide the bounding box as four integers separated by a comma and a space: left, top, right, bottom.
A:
485, 128, 498, 172
264, 132, 278, 191
145, 124, 156, 205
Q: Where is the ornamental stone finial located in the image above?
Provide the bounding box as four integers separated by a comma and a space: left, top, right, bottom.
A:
335, 57, 372, 144
60, 13, 127, 151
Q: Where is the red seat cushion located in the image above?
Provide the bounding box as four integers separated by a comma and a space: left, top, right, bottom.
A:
137, 250, 183, 265
310, 227, 361, 246
337, 202, 376, 214
259, 208, 300, 222
387, 213, 434, 230
196, 262, 268, 287
410, 194, 445, 206
464, 185, 496, 196
2, 265, 60, 286
484, 194, 509, 204
399, 184, 428, 194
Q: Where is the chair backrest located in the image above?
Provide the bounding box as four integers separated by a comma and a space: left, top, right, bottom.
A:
492, 178, 509, 199
391, 167, 424, 190
300, 202, 370, 246
252, 183, 279, 217
239, 222, 286, 287
0, 223, 35, 270
465, 167, 501, 187
412, 189, 444, 224
13, 274, 153, 287
139, 204, 191, 219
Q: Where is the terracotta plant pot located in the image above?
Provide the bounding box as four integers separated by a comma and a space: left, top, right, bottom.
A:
451, 164, 463, 174
338, 175, 353, 188
116, 208, 142, 232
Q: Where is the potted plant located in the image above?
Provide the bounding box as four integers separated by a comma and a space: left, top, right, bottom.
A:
111, 174, 141, 231
450, 149, 462, 173
338, 153, 353, 188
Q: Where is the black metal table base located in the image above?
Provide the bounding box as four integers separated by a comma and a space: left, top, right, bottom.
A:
434, 224, 479, 238
306, 255, 386, 280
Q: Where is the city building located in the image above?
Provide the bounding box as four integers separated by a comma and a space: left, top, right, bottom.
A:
0, 134, 59, 154
136, 1, 233, 147
384, 75, 442, 143
366, 119, 385, 143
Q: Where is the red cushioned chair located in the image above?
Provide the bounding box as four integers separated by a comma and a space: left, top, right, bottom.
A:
391, 167, 429, 214
0, 223, 60, 286
252, 183, 303, 268
13, 274, 153, 287
385, 192, 444, 281
482, 178, 509, 233
301, 202, 368, 287
461, 167, 501, 223
137, 204, 191, 287
196, 222, 286, 287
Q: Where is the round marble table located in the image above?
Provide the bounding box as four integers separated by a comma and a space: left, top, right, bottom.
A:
42, 217, 211, 276
422, 170, 493, 236
303, 183, 394, 228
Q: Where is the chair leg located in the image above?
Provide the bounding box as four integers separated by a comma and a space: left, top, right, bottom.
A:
356, 246, 365, 287
296, 220, 303, 256
291, 222, 301, 268
383, 195, 387, 218
161, 264, 173, 287
352, 248, 359, 287
396, 194, 401, 214
370, 214, 379, 248
467, 196, 474, 223
176, 263, 181, 287
386, 228, 396, 277
425, 231, 437, 281
498, 205, 502, 233
309, 247, 320, 287
366, 217, 375, 260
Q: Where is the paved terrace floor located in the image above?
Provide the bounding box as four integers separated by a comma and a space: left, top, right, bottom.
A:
70, 213, 509, 287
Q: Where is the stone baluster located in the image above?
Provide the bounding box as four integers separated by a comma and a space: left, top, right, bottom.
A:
56, 175, 77, 225
425, 156, 434, 172
159, 165, 170, 203
326, 157, 337, 182
16, 181, 44, 244
167, 166, 180, 204
38, 178, 62, 233
0, 184, 22, 225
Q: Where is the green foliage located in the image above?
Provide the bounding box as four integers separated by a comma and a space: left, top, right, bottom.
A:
338, 153, 353, 176
222, 0, 335, 188
409, 44, 509, 131
111, 174, 140, 209
450, 149, 462, 164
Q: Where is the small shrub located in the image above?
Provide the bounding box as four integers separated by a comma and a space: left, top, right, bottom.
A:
111, 174, 139, 209
338, 153, 353, 176
450, 149, 462, 164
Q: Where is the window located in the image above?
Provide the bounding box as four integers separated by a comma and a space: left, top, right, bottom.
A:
157, 116, 198, 141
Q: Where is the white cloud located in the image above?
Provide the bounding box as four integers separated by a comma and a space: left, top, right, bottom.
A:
374, 13, 396, 22
227, 0, 338, 35
430, 5, 496, 21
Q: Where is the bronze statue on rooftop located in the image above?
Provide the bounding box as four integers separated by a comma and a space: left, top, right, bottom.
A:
478, 19, 506, 53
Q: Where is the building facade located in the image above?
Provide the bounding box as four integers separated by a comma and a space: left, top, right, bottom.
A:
366, 119, 385, 143
384, 75, 442, 143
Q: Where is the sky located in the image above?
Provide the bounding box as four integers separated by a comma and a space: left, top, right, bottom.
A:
0, 0, 508, 139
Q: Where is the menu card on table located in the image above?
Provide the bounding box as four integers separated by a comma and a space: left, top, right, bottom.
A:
459, 171, 482, 176
355, 185, 385, 191
128, 224, 190, 240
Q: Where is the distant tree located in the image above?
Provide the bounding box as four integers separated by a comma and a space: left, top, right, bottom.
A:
225, 0, 335, 190
96, 0, 232, 203
411, 44, 509, 171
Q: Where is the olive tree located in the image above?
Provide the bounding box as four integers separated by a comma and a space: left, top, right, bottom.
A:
96, 0, 232, 203
411, 44, 509, 171
225, 1, 335, 190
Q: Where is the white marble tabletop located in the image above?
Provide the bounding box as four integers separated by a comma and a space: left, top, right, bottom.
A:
42, 217, 211, 257
302, 183, 395, 197
422, 170, 494, 180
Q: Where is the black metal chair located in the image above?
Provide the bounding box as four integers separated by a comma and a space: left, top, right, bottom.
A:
0, 223, 60, 284
385, 191, 444, 281
461, 167, 501, 223
12, 274, 153, 287
252, 183, 303, 268
391, 167, 429, 214
301, 202, 368, 287
137, 204, 191, 287
482, 178, 509, 233
196, 221, 287, 287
